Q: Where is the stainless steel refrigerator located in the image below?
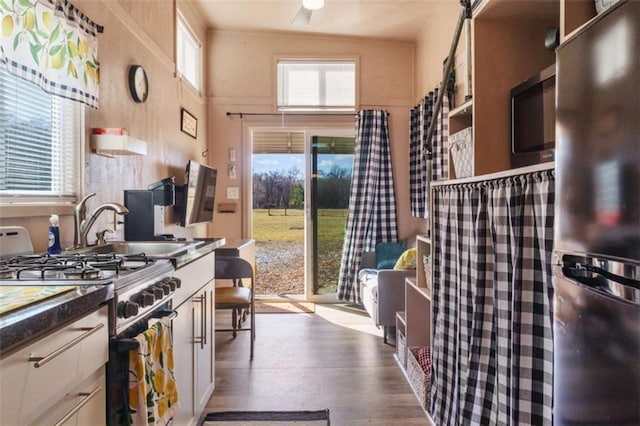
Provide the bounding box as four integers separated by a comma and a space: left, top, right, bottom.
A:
553, 1, 640, 424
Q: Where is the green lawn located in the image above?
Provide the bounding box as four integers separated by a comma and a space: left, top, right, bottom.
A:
252, 209, 305, 242
252, 208, 348, 294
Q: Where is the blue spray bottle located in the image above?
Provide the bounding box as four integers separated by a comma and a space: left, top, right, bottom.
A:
48, 214, 61, 254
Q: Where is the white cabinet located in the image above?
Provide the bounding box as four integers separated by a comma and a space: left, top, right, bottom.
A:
193, 282, 214, 413
172, 251, 216, 426
0, 305, 109, 426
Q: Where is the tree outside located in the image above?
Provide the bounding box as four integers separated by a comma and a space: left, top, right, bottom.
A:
252, 154, 352, 296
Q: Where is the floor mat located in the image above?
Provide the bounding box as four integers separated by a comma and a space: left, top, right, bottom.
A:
203, 409, 330, 425
254, 301, 315, 314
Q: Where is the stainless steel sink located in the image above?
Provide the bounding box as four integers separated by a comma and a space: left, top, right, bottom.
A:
70, 240, 205, 258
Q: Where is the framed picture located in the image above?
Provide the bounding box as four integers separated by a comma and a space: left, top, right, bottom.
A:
181, 108, 198, 139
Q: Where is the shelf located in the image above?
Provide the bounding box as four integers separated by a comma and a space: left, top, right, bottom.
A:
448, 99, 472, 119
90, 134, 148, 157
416, 234, 431, 245
407, 277, 431, 301
562, 0, 597, 40
416, 237, 432, 290
405, 277, 431, 348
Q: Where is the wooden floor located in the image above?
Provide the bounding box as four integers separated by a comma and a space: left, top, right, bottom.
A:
207, 304, 430, 425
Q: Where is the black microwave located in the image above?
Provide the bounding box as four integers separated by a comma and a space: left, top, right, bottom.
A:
510, 64, 556, 168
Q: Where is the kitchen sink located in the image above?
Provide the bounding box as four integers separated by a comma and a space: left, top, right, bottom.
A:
70, 240, 206, 258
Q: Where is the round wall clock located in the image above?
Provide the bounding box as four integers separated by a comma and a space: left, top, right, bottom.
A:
128, 65, 148, 103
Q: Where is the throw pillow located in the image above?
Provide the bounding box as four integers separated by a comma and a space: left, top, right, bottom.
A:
393, 248, 417, 270
375, 241, 407, 269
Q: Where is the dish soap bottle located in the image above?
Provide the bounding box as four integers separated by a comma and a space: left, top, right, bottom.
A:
47, 214, 61, 254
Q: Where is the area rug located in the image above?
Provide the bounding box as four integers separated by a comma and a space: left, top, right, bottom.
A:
254, 301, 315, 314
203, 409, 330, 425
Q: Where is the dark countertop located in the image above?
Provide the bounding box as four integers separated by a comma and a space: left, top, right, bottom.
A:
0, 283, 113, 357
173, 237, 226, 268
0, 238, 225, 357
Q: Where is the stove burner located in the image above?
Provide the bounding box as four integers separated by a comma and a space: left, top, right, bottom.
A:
63, 266, 101, 280
9, 254, 61, 265
0, 265, 12, 279
1, 252, 157, 282
15, 264, 83, 279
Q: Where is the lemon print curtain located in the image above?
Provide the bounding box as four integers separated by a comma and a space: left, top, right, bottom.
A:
0, 0, 102, 108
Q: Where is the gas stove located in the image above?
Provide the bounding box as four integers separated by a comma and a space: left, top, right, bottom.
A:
0, 251, 179, 336
0, 252, 167, 288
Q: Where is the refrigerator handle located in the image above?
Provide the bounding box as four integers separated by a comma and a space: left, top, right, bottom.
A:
575, 263, 640, 291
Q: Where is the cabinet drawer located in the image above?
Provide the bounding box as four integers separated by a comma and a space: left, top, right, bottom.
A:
31, 368, 106, 426
0, 305, 108, 425
173, 250, 215, 307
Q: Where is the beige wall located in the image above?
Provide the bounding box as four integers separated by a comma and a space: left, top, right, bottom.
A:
206, 30, 426, 241
0, 0, 210, 252
415, 1, 465, 106
1, 2, 461, 252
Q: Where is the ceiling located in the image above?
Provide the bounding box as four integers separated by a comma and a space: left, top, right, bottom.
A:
189, 0, 453, 42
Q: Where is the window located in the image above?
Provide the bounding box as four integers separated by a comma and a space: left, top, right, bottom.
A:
0, 66, 82, 206
277, 60, 357, 111
176, 14, 202, 93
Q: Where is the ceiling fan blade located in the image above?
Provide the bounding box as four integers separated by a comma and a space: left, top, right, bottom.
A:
291, 6, 312, 26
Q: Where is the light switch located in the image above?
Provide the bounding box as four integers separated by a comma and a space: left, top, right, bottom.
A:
227, 187, 239, 199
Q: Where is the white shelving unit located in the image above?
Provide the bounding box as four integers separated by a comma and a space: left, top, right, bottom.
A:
90, 134, 147, 157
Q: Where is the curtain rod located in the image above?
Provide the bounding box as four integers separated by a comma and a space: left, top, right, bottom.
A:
226, 112, 358, 118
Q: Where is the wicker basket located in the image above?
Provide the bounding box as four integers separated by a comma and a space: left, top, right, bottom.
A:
396, 330, 407, 368
422, 254, 432, 294
407, 346, 431, 410
449, 127, 473, 178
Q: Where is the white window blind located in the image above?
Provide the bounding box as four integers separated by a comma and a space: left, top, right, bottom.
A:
277, 60, 356, 111
177, 15, 202, 93
0, 66, 82, 205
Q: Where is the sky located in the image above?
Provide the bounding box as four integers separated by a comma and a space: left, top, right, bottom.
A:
253, 154, 354, 176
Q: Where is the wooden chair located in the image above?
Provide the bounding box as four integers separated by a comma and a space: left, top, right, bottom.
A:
214, 256, 255, 360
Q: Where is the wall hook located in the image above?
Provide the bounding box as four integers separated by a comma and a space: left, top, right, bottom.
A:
202, 149, 208, 157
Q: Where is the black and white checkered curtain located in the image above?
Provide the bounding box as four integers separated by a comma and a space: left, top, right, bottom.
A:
337, 110, 398, 303
409, 89, 450, 218
431, 169, 555, 425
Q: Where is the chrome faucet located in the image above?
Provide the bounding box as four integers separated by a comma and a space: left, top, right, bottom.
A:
74, 193, 128, 248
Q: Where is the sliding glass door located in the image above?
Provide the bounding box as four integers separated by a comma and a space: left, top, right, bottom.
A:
310, 136, 355, 295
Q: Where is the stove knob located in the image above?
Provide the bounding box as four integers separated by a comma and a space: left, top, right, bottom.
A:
150, 286, 164, 301
139, 291, 155, 307
172, 277, 182, 289
161, 277, 176, 291
157, 283, 171, 295
119, 301, 139, 319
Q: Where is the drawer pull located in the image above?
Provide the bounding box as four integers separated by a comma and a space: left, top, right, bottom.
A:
53, 385, 102, 426
29, 323, 105, 368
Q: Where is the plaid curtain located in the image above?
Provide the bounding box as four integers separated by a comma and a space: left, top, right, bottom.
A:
337, 110, 398, 303
409, 88, 449, 218
431, 169, 555, 425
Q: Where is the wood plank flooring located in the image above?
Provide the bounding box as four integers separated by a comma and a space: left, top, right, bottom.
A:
207, 304, 430, 425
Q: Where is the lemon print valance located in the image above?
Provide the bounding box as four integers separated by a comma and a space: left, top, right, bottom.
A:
0, 0, 103, 108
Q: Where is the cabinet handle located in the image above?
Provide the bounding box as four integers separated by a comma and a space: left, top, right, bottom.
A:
202, 290, 207, 347
53, 385, 102, 426
29, 323, 105, 368
193, 295, 205, 349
